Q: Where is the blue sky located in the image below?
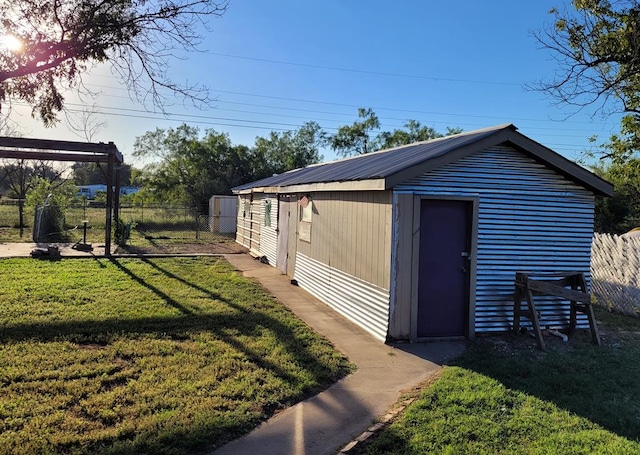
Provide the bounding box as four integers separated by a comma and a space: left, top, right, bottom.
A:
8, 0, 623, 167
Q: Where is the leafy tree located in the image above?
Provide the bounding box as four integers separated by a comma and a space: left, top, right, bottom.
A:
0, 0, 228, 125
135, 122, 325, 208
375, 120, 463, 150
535, 1, 640, 232
253, 121, 323, 178
134, 125, 253, 209
72, 162, 132, 186
0, 159, 64, 236
328, 108, 381, 157
535, 1, 640, 161
328, 108, 462, 156
591, 158, 640, 233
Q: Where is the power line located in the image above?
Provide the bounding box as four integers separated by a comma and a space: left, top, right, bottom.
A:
59, 106, 594, 152
57, 100, 605, 142
9, 101, 591, 155
76, 80, 619, 135
206, 52, 523, 87
83, 75, 610, 127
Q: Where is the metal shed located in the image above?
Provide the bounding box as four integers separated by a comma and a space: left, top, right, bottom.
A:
208, 195, 238, 235
233, 124, 613, 342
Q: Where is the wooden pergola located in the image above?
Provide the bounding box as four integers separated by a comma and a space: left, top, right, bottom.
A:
0, 136, 124, 255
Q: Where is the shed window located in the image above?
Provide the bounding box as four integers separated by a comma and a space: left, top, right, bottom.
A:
298, 195, 312, 242
301, 200, 313, 223
264, 200, 272, 227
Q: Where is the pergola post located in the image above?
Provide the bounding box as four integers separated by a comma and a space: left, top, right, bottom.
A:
105, 152, 115, 256
114, 166, 121, 225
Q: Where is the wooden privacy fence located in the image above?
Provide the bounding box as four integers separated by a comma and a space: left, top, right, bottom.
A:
591, 233, 640, 317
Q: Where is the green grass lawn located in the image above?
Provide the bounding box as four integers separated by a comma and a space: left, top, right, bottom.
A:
361, 308, 640, 454
0, 257, 352, 454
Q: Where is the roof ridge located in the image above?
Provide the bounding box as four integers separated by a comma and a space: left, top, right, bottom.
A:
372, 123, 516, 153
298, 123, 516, 171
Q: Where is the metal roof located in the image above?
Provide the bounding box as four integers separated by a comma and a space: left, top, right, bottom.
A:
233, 124, 613, 197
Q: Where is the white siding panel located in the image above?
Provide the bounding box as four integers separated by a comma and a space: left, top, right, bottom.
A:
294, 253, 389, 341
235, 195, 262, 251
259, 196, 278, 265
235, 195, 250, 249
395, 146, 594, 333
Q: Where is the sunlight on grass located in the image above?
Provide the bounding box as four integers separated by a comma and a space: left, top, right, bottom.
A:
362, 308, 640, 454
0, 257, 352, 454
364, 367, 640, 454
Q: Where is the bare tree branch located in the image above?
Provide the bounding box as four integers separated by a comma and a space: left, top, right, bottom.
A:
0, 0, 228, 125
531, 1, 640, 117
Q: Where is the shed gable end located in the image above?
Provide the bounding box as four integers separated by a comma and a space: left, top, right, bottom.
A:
392, 145, 595, 337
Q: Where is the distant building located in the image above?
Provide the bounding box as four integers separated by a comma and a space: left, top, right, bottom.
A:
75, 184, 140, 199
75, 184, 107, 199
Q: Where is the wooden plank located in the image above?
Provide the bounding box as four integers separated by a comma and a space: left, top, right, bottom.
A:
0, 150, 114, 163
526, 289, 546, 350
517, 279, 591, 304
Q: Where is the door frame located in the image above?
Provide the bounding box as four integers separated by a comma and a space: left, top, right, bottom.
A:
410, 195, 479, 342
276, 195, 299, 276
276, 195, 289, 274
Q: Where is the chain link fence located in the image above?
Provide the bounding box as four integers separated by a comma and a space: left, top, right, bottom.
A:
0, 200, 237, 244
128, 205, 236, 241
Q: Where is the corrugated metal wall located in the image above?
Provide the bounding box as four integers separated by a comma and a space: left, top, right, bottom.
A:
290, 191, 393, 341
260, 196, 278, 265
235, 195, 262, 252
295, 253, 390, 341
394, 145, 595, 333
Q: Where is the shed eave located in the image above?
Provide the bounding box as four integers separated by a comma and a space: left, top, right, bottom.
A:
234, 178, 387, 194
502, 132, 614, 197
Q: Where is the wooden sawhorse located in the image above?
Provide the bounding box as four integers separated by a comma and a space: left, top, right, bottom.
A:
514, 272, 601, 351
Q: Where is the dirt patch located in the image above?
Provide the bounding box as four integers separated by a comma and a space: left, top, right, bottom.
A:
471, 322, 622, 358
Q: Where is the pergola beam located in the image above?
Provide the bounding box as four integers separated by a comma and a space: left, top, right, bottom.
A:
0, 150, 115, 163
0, 136, 123, 164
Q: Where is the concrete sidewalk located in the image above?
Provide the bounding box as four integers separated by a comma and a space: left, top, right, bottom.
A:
214, 254, 465, 455
0, 242, 106, 258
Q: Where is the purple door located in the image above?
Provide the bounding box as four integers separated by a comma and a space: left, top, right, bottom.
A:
417, 199, 471, 338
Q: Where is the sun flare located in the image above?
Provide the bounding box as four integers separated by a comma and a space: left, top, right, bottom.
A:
1, 34, 23, 52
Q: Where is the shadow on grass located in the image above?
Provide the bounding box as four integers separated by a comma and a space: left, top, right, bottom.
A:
450, 316, 640, 441
109, 259, 195, 315
0, 257, 353, 453
1, 259, 338, 387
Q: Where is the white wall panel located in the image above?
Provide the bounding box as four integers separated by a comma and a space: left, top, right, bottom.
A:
259, 196, 278, 266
